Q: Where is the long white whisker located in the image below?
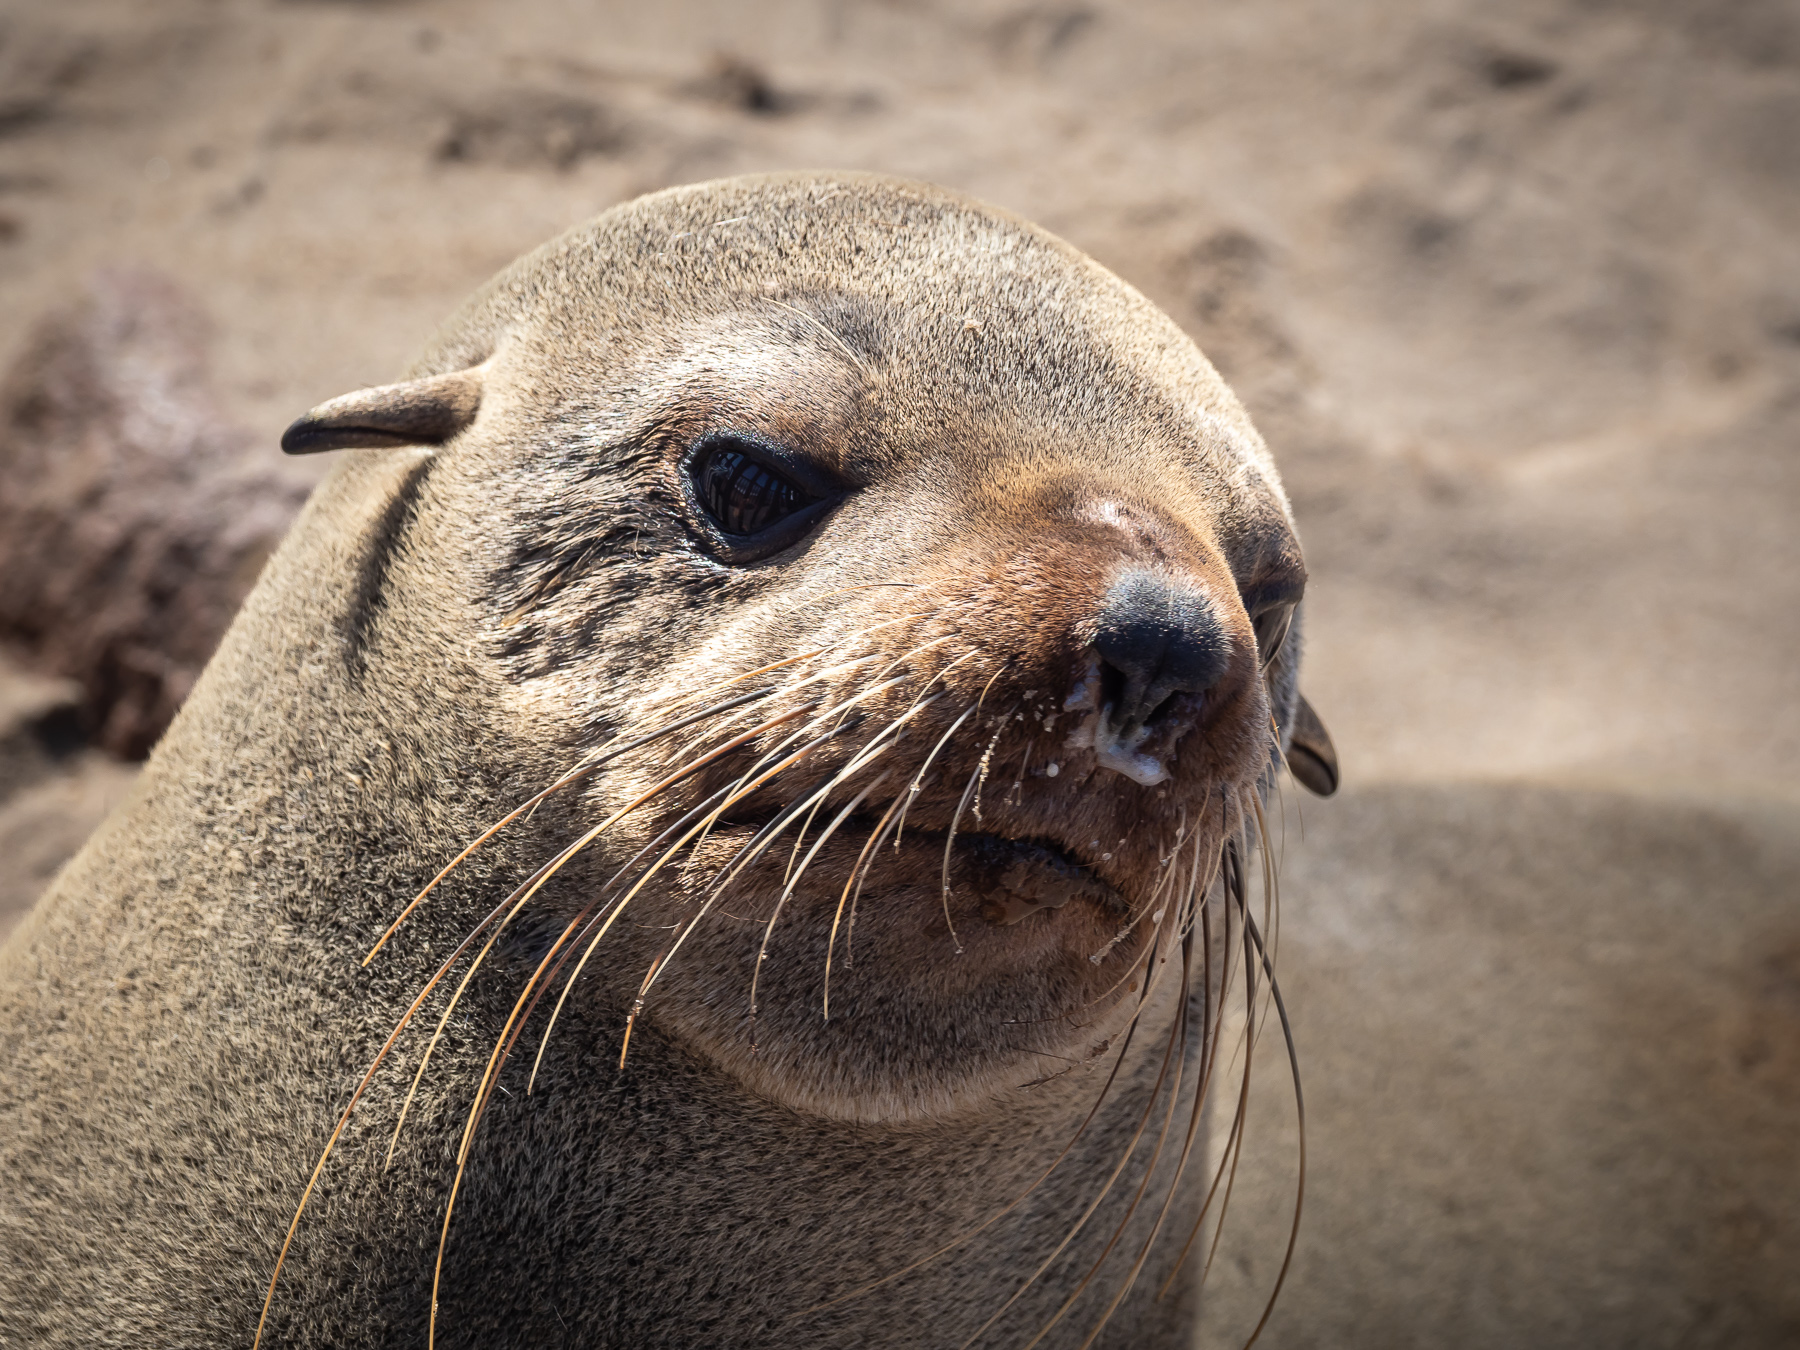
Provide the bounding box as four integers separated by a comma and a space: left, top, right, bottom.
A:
1037, 941, 1198, 1350
797, 948, 1177, 1321
360, 687, 774, 966
823, 788, 908, 1019
633, 691, 948, 1020
954, 926, 1191, 1350
543, 727, 848, 1075
749, 773, 890, 1025
524, 772, 750, 1092
888, 659, 983, 850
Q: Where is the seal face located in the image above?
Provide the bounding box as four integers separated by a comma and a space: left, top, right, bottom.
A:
351, 183, 1315, 1124
2, 173, 1335, 1350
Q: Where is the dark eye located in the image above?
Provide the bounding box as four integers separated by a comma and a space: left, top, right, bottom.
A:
1252, 602, 1294, 669
693, 439, 817, 537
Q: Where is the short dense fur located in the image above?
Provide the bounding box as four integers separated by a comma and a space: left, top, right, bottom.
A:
0, 174, 1318, 1347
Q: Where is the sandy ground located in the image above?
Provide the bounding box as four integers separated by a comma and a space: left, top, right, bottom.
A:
1, 0, 1796, 1345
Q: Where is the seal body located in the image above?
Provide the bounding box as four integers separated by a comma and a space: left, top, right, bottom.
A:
0, 174, 1324, 1347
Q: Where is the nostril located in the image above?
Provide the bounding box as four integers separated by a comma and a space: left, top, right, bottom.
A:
1097, 659, 1128, 723
1092, 662, 1182, 731
1140, 690, 1181, 729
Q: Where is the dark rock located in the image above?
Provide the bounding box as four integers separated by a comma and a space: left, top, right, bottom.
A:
0, 269, 307, 758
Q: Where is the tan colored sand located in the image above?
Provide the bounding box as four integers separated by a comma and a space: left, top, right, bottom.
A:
1, 0, 1795, 1343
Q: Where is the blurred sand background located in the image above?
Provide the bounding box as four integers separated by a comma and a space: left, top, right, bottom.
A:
1, 0, 1796, 1345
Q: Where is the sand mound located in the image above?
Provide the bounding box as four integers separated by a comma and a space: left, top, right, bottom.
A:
1199, 782, 1800, 1348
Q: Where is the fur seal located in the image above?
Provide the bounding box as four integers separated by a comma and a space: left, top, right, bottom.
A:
0, 172, 1335, 1348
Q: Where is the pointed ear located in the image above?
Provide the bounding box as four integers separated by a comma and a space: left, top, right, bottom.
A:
1287, 693, 1339, 797
280, 366, 484, 454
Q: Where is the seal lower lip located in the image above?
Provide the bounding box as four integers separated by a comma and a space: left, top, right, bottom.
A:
959, 832, 1127, 926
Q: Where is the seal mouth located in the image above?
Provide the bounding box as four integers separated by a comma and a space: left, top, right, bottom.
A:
957, 831, 1130, 926
711, 808, 1130, 928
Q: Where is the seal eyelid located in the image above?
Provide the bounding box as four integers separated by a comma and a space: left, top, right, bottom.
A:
1241, 574, 1304, 669
1252, 602, 1295, 668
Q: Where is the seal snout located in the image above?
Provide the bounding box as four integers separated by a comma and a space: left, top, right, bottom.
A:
1054, 569, 1238, 788
1092, 568, 1232, 734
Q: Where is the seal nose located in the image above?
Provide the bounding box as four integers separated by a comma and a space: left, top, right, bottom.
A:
1093, 570, 1232, 733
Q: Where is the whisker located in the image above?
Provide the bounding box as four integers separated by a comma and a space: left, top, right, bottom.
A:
890, 666, 983, 852
251, 860, 573, 1349
524, 776, 752, 1093
427, 1146, 472, 1349
822, 787, 909, 1019
748, 773, 890, 1030
716, 683, 950, 902
1228, 801, 1281, 1068
423, 724, 857, 1347
679, 673, 915, 873
776, 648, 958, 885
1085, 831, 1188, 967
1252, 792, 1282, 997
661, 676, 841, 778
1074, 918, 1217, 1346
1230, 820, 1305, 1350
1006, 732, 1036, 808
1146, 946, 1230, 1318
841, 633, 961, 730
1052, 828, 1212, 1027
384, 919, 526, 1168
593, 725, 855, 1064
781, 789, 832, 888
426, 863, 670, 1343
1092, 840, 1231, 1325
796, 963, 1174, 1321
849, 687, 1008, 986
916, 689, 1017, 954
395, 703, 827, 1105
1196, 867, 1259, 1305
968, 705, 1013, 826
684, 652, 880, 759
775, 651, 940, 886
839, 786, 909, 965
940, 762, 985, 954
383, 705, 820, 1156
1031, 938, 1198, 1350
616, 952, 663, 1070
697, 685, 946, 901
868, 691, 977, 924
1161, 846, 1257, 1298
1036, 933, 1163, 1027
362, 687, 773, 966
764, 674, 951, 897
535, 727, 849, 1083
264, 703, 826, 1349
953, 926, 1190, 1350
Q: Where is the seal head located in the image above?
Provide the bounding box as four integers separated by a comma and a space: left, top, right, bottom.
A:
0, 173, 1335, 1350
275, 172, 1327, 1121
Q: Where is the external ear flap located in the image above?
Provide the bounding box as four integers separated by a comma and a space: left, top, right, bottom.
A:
1287, 693, 1339, 797
280, 366, 484, 454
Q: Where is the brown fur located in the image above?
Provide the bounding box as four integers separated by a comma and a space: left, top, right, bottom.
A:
0, 173, 1319, 1348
